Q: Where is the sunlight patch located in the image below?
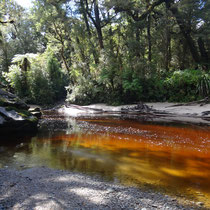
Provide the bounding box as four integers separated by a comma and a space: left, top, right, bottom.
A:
68, 188, 106, 204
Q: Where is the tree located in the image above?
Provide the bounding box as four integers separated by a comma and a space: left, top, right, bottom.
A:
1, 0, 209, 104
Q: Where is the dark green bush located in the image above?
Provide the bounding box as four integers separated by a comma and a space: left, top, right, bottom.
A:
47, 56, 68, 101
27, 63, 54, 104
5, 65, 29, 97
122, 68, 143, 102
165, 69, 209, 102
66, 68, 209, 105
140, 77, 166, 102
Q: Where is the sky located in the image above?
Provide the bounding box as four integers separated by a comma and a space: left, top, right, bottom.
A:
15, 0, 33, 8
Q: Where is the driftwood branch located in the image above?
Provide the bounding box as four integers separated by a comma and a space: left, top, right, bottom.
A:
166, 97, 209, 107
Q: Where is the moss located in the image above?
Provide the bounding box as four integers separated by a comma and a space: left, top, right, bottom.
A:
18, 112, 30, 118
5, 106, 32, 118
28, 116, 38, 122
5, 106, 14, 111
0, 96, 7, 106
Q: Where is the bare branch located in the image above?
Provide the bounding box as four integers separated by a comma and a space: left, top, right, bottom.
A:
114, 0, 165, 21
0, 20, 15, 24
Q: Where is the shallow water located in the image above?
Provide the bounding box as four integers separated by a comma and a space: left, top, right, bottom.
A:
1, 112, 210, 206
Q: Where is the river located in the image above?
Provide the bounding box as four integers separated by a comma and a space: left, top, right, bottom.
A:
1, 110, 210, 207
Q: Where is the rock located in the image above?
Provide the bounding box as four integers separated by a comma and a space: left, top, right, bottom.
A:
0, 89, 29, 110
31, 111, 42, 118
0, 89, 38, 134
29, 107, 42, 118
0, 115, 5, 124
196, 202, 204, 206
0, 107, 24, 120
29, 107, 41, 112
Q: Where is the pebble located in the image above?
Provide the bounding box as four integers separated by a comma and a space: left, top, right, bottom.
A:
196, 202, 204, 206
0, 167, 200, 210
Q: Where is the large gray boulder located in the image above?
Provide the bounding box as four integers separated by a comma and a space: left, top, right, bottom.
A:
0, 89, 38, 133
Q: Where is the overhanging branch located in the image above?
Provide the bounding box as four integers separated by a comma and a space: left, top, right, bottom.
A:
114, 0, 165, 21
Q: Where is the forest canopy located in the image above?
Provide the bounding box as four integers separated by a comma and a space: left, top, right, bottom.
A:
0, 0, 209, 104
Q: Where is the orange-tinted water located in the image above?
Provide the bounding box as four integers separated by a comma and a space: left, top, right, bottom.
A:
1, 116, 210, 206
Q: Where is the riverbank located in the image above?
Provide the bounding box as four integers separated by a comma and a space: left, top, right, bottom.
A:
0, 167, 202, 210
58, 102, 210, 125
146, 102, 210, 125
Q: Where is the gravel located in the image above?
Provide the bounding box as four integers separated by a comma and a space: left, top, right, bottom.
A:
0, 167, 200, 210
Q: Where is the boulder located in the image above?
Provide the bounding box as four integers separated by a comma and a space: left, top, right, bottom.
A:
29, 107, 42, 118
0, 89, 38, 134
0, 89, 29, 110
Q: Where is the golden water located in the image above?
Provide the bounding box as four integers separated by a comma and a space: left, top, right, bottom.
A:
1, 116, 210, 206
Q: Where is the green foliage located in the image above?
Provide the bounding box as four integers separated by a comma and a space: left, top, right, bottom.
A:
47, 56, 67, 100
165, 69, 208, 102
27, 61, 54, 104
197, 74, 210, 98
66, 75, 105, 105
12, 53, 37, 64
140, 77, 166, 102
2, 0, 210, 105
5, 53, 68, 104
5, 65, 26, 97
122, 68, 142, 102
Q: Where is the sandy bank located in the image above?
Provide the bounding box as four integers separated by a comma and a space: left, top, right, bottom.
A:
146, 102, 210, 117
58, 102, 210, 125
0, 167, 200, 210
146, 102, 210, 125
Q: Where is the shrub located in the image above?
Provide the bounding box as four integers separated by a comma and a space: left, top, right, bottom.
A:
5, 65, 27, 97
66, 75, 106, 105
122, 68, 143, 102
47, 56, 67, 100
27, 62, 54, 104
140, 77, 166, 102
5, 53, 68, 104
165, 69, 207, 102
197, 74, 210, 98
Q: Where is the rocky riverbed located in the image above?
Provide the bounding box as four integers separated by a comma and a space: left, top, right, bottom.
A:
0, 167, 202, 210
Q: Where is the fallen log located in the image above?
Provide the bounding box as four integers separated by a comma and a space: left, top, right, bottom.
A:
166, 97, 209, 107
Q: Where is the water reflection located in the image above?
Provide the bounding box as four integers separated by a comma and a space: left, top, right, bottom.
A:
1, 116, 210, 206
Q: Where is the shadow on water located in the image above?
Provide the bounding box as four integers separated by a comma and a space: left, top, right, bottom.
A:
1, 112, 210, 207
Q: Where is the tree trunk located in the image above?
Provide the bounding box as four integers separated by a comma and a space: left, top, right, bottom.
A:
80, 0, 91, 37
164, 1, 171, 71
180, 39, 188, 70
76, 37, 90, 74
94, 0, 104, 49
85, 0, 104, 49
96, 26, 104, 49
197, 37, 209, 70
52, 22, 70, 72
80, 0, 99, 64
2, 44, 9, 72
147, 14, 152, 62
146, 0, 152, 62
135, 27, 141, 58
169, 6, 200, 64
60, 46, 70, 72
